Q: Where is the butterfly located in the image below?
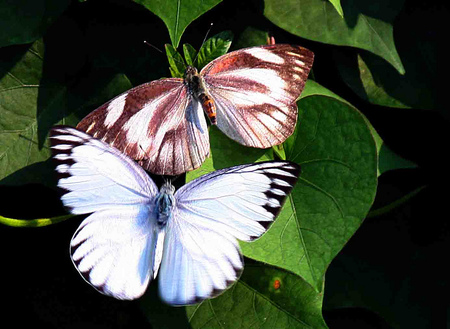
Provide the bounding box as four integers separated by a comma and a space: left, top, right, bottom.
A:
76, 44, 314, 176
50, 125, 301, 305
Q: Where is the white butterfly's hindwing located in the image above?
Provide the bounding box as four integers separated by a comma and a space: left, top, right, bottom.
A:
158, 218, 243, 305
75, 44, 313, 175
201, 44, 314, 148
76, 79, 210, 176
158, 161, 300, 305
70, 207, 160, 300
50, 126, 162, 300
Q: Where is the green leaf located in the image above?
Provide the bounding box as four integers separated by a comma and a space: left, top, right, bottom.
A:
186, 264, 328, 328
298, 82, 417, 221
196, 31, 233, 70
183, 43, 198, 67
264, 0, 405, 74
300, 80, 417, 177
0, 0, 70, 47
332, 4, 438, 111
165, 44, 186, 78
334, 3, 438, 111
0, 40, 133, 186
329, 0, 344, 18
232, 27, 270, 50
335, 51, 411, 109
0, 41, 64, 185
272, 144, 286, 160
133, 0, 222, 48
186, 126, 273, 182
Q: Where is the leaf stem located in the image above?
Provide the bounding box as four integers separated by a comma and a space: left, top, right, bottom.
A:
367, 185, 427, 218
0, 214, 73, 228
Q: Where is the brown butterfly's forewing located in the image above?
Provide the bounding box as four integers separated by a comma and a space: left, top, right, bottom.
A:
200, 44, 314, 148
76, 79, 210, 176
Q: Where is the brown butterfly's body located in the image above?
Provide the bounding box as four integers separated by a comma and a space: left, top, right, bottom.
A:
184, 66, 217, 125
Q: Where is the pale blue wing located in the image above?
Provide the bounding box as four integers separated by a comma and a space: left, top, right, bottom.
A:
50, 126, 161, 300
158, 161, 300, 305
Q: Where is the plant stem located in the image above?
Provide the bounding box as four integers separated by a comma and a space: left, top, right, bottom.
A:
367, 185, 427, 218
0, 214, 73, 228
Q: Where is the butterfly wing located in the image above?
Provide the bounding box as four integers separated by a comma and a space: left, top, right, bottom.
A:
157, 161, 301, 305
50, 126, 160, 300
201, 44, 314, 148
76, 79, 210, 176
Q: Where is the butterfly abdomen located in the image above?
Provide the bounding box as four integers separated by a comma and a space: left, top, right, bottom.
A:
185, 66, 217, 125
197, 93, 217, 125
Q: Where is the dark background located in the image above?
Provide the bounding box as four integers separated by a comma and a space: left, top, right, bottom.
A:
0, 0, 445, 328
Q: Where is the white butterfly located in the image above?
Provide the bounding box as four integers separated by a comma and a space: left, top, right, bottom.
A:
76, 44, 314, 176
50, 126, 301, 305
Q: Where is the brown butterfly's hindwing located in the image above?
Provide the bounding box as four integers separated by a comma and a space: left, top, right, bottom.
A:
200, 44, 314, 148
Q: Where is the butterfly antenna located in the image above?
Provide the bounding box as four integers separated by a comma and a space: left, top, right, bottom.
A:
143, 40, 164, 54
193, 22, 214, 67
145, 39, 189, 71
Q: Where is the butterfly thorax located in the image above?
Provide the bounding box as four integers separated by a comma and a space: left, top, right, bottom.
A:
184, 66, 217, 125
155, 182, 175, 227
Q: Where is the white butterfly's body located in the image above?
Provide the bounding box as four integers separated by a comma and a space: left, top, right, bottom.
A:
154, 183, 176, 227
76, 44, 314, 175
51, 126, 300, 305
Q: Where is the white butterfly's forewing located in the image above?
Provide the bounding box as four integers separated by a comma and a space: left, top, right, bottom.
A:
76, 80, 210, 176
201, 44, 314, 148
50, 126, 161, 300
158, 161, 301, 305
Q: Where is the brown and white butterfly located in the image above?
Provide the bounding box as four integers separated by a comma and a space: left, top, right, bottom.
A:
77, 44, 314, 175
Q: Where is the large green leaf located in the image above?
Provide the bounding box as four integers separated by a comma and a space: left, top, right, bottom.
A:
264, 0, 405, 74
133, 0, 222, 48
298, 82, 417, 220
299, 80, 416, 176
0, 0, 70, 47
187, 265, 328, 328
140, 264, 328, 328
0, 40, 133, 186
0, 41, 64, 185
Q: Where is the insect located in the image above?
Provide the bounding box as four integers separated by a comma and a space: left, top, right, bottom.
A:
76, 44, 314, 176
50, 126, 301, 305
